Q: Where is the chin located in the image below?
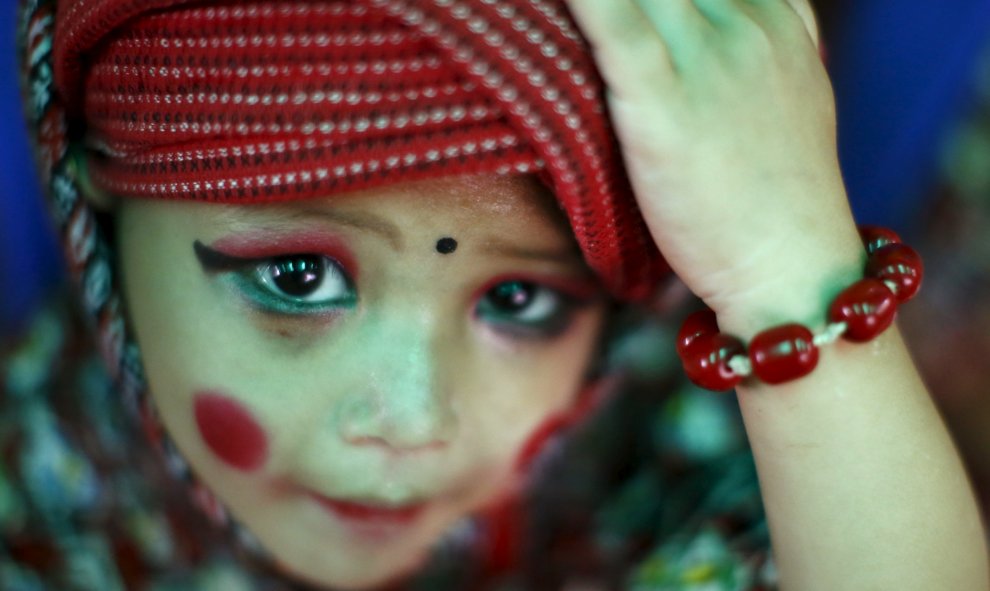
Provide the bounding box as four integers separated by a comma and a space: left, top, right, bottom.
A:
236, 462, 521, 588
252, 504, 446, 591
271, 541, 432, 591
285, 564, 424, 591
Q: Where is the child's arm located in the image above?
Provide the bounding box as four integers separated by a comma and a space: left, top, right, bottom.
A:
565, 1, 990, 589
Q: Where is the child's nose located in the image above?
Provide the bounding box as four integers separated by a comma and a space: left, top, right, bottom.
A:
335, 308, 457, 455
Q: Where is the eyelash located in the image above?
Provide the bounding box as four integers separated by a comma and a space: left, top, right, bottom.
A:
194, 241, 356, 316
473, 279, 588, 341
194, 241, 590, 338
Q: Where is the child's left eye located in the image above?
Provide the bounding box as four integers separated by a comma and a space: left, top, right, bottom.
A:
476, 280, 575, 338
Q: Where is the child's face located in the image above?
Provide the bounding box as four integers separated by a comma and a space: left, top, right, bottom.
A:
116, 174, 608, 589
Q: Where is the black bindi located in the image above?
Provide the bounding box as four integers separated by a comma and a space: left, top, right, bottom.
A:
435, 237, 458, 255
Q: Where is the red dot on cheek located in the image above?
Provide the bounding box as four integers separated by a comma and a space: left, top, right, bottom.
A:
193, 392, 269, 472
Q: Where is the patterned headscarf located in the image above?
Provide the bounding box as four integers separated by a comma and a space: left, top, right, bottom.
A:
52, 0, 667, 302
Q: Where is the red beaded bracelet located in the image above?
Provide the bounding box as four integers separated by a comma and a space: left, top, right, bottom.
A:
676, 226, 923, 391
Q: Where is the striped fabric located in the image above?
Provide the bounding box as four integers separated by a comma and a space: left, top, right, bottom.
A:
52, 0, 668, 301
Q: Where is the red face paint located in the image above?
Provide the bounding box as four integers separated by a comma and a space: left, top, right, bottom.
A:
514, 413, 570, 473
194, 391, 269, 472
514, 379, 613, 473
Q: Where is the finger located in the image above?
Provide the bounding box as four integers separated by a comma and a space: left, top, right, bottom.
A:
564, 0, 676, 91
634, 0, 715, 71
690, 0, 746, 28
783, 0, 821, 48
742, 0, 821, 49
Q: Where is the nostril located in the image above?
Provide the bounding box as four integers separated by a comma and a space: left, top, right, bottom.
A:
345, 433, 448, 455
336, 392, 455, 454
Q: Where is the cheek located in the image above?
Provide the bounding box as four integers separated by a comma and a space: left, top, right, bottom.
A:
513, 379, 606, 472
514, 413, 570, 472
193, 391, 270, 472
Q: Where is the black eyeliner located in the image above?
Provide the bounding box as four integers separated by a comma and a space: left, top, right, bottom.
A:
193, 240, 259, 273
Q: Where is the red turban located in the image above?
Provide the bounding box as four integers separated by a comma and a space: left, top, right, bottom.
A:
53, 0, 667, 300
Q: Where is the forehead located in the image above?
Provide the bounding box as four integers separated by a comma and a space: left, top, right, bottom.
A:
211, 173, 577, 247
395, 174, 566, 220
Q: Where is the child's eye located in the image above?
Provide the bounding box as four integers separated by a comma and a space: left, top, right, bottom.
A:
476, 280, 575, 338
236, 254, 355, 315
255, 255, 351, 305
194, 241, 356, 315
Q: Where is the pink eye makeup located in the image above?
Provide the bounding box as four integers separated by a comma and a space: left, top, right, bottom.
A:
194, 232, 358, 317
201, 232, 360, 278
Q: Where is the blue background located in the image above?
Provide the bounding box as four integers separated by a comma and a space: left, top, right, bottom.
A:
1, 0, 63, 335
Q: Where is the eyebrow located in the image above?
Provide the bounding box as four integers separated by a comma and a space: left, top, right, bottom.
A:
480, 238, 585, 266
233, 206, 404, 250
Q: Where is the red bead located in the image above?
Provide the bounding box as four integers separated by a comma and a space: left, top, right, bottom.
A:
676, 309, 719, 356
859, 225, 902, 255
681, 333, 746, 392
865, 243, 923, 302
749, 324, 819, 385
829, 279, 898, 342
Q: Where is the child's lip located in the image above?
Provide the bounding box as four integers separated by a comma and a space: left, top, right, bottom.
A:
309, 493, 427, 525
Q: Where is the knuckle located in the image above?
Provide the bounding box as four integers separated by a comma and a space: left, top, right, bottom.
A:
724, 23, 775, 68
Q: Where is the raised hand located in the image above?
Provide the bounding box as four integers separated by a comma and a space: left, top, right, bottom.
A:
566, 0, 863, 333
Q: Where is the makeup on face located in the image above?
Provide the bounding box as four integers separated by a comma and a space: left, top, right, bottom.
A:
193, 391, 269, 472
194, 235, 358, 318
200, 231, 360, 279
194, 223, 601, 342
470, 273, 603, 341
116, 175, 611, 591
308, 493, 428, 541
435, 237, 458, 254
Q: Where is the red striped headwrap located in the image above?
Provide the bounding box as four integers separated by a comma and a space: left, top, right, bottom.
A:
53, 0, 668, 300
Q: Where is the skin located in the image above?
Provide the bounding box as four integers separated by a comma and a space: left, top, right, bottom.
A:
564, 0, 990, 589
113, 174, 608, 589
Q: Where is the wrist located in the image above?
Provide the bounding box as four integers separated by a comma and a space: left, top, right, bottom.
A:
709, 236, 867, 339
678, 225, 923, 392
